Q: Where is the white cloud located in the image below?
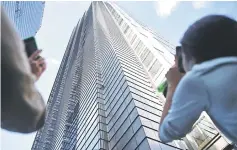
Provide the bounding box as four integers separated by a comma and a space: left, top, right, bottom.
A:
155, 1, 180, 18
45, 57, 60, 65
192, 1, 208, 9
50, 58, 60, 65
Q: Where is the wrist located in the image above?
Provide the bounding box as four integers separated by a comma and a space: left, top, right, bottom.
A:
167, 83, 177, 90
166, 84, 177, 102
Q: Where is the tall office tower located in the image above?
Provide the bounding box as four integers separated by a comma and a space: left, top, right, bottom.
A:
32, 2, 230, 150
1, 1, 45, 39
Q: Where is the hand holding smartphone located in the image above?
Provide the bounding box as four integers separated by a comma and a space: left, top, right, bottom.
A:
160, 46, 186, 97
24, 37, 46, 80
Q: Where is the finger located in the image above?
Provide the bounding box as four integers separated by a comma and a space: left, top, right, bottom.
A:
41, 63, 46, 72
38, 63, 46, 76
36, 57, 45, 63
29, 50, 42, 60
35, 55, 41, 60
39, 60, 46, 69
29, 50, 42, 61
39, 60, 46, 67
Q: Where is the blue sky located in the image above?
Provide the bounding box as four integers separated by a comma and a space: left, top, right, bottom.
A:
116, 1, 237, 45
1, 1, 237, 150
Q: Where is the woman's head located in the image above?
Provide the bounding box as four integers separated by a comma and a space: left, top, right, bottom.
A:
180, 15, 237, 72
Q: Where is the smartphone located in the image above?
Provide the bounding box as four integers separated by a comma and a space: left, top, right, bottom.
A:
162, 47, 185, 98
176, 46, 185, 73
24, 37, 38, 57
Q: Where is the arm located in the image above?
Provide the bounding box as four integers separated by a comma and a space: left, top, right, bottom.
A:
159, 73, 210, 143
160, 66, 183, 127
160, 50, 182, 123
160, 85, 176, 126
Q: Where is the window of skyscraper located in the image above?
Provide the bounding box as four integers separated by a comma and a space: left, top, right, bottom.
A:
119, 18, 123, 25
130, 34, 137, 44
132, 39, 140, 50
142, 52, 155, 68
140, 32, 148, 38
139, 48, 149, 62
127, 30, 134, 41
137, 43, 146, 56
124, 25, 130, 34
149, 59, 162, 78
134, 41, 143, 54
122, 23, 128, 32
125, 28, 132, 37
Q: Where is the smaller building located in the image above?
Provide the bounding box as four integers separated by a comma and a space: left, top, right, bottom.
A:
1, 1, 45, 39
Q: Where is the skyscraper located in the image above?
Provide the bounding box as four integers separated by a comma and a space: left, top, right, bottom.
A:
32, 2, 230, 150
1, 1, 45, 39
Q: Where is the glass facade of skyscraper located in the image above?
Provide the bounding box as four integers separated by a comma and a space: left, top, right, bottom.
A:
32, 2, 230, 150
1, 1, 45, 39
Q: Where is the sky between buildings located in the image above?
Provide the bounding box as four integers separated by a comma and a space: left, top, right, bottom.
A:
1, 1, 237, 150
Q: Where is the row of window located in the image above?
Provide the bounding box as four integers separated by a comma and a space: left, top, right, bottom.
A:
104, 74, 127, 110
96, 7, 174, 148
107, 93, 134, 133
90, 8, 149, 150
109, 116, 141, 149
33, 27, 81, 149
64, 22, 102, 148
95, 6, 164, 149
108, 3, 166, 84
105, 83, 130, 119
47, 50, 79, 149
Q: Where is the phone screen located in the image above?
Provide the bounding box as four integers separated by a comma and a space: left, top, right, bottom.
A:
176, 46, 185, 73
24, 37, 38, 57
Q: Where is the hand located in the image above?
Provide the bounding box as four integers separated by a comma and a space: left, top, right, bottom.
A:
29, 50, 46, 81
166, 66, 184, 88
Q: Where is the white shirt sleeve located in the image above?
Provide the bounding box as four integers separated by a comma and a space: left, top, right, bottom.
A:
159, 73, 210, 143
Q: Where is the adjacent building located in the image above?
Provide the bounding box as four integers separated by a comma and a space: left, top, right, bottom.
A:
1, 1, 45, 39
32, 2, 230, 150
